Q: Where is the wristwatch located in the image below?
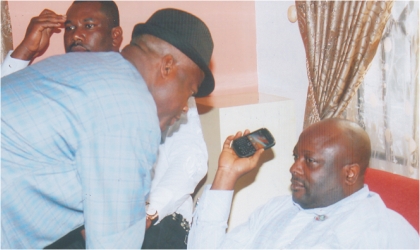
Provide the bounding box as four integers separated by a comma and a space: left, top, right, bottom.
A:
146, 208, 159, 225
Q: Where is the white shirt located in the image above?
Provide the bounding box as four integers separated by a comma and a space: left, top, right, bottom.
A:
188, 184, 419, 249
1, 50, 30, 77
148, 97, 208, 224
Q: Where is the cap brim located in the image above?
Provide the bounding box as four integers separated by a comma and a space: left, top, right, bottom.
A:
132, 23, 214, 97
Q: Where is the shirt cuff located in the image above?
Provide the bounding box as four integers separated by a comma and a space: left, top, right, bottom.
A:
196, 184, 234, 223
1, 50, 30, 77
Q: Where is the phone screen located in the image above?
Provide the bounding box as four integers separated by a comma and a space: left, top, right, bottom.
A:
232, 128, 275, 158
247, 130, 270, 150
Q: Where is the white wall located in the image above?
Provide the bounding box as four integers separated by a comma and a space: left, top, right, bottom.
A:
196, 93, 296, 230
255, 1, 308, 136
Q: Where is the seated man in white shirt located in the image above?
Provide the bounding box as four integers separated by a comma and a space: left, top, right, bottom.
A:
188, 118, 419, 249
3, 1, 207, 248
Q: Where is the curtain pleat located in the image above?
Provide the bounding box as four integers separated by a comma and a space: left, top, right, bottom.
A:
1, 0, 13, 63
297, 0, 394, 128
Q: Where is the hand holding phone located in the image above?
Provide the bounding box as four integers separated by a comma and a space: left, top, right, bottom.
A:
232, 128, 275, 158
213, 130, 267, 190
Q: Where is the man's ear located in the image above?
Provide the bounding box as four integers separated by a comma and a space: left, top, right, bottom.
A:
344, 163, 360, 185
111, 26, 123, 51
160, 54, 176, 79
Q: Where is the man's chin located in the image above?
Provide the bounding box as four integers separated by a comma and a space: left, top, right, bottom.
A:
292, 196, 304, 207
292, 191, 305, 205
160, 119, 176, 135
292, 194, 315, 209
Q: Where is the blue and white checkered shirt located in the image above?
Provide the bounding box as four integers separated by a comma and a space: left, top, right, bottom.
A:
1, 52, 160, 248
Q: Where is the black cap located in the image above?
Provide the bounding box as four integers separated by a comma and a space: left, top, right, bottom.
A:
132, 8, 214, 97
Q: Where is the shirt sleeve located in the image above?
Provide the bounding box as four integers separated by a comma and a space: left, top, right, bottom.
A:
77, 127, 158, 249
187, 185, 234, 249
1, 50, 30, 77
147, 98, 208, 222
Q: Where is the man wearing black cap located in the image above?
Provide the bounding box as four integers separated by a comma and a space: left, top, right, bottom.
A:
1, 8, 213, 249
3, 2, 209, 249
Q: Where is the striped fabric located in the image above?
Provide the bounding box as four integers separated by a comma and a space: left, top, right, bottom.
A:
1, 52, 160, 249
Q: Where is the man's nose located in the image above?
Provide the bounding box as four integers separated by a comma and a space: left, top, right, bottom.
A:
73, 28, 85, 42
182, 105, 189, 114
290, 158, 304, 176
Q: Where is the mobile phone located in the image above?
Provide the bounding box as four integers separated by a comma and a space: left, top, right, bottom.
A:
232, 128, 275, 158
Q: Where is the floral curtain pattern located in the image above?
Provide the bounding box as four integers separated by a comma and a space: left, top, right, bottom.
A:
296, 0, 394, 128
357, 0, 418, 179
1, 0, 13, 63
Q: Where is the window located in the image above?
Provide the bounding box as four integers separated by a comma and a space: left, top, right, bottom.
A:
357, 1, 418, 179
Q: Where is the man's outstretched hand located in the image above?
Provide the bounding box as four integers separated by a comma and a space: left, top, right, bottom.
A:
211, 130, 264, 190
11, 9, 66, 61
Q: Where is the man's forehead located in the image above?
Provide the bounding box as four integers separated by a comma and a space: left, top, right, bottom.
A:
65, 17, 95, 24
67, 2, 103, 15
297, 126, 341, 151
66, 5, 109, 26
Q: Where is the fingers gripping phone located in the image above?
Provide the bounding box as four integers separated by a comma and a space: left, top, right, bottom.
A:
232, 128, 275, 158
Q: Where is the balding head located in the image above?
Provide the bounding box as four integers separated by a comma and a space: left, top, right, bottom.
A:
121, 34, 204, 133
306, 118, 371, 173
290, 118, 371, 209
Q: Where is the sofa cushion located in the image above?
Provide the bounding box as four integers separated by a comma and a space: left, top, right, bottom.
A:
364, 167, 419, 233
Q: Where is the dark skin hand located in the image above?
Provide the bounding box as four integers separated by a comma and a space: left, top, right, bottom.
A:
212, 130, 264, 190
146, 217, 152, 230
11, 9, 65, 61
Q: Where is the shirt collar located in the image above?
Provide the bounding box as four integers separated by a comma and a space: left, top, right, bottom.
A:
293, 184, 370, 216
